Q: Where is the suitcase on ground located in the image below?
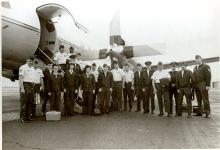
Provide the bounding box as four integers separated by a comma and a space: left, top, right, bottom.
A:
193, 106, 199, 113
46, 111, 61, 121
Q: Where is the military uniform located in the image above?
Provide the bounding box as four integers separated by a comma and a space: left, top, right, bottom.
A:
41, 68, 52, 115
176, 69, 194, 116
19, 63, 35, 121
97, 71, 113, 113
152, 69, 171, 115
32, 67, 44, 117
142, 69, 155, 113
81, 73, 96, 114
169, 70, 178, 114
64, 69, 79, 116
134, 70, 144, 112
47, 73, 64, 111
193, 63, 211, 116
123, 70, 134, 111
111, 68, 124, 111
53, 51, 68, 72
91, 69, 99, 112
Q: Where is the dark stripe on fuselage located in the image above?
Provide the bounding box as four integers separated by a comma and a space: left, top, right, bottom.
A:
2, 16, 40, 33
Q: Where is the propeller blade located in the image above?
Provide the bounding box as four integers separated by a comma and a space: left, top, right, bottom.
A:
109, 10, 125, 46
123, 43, 165, 58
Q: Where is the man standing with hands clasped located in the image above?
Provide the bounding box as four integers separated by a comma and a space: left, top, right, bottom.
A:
111, 61, 124, 111
193, 55, 211, 118
123, 63, 134, 112
81, 65, 96, 115
98, 64, 113, 114
151, 62, 171, 117
64, 62, 79, 116
19, 56, 35, 122
176, 62, 194, 118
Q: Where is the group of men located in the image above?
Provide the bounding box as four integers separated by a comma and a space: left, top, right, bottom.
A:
19, 44, 212, 122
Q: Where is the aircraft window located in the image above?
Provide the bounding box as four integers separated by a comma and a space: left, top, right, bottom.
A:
1, 1, 11, 8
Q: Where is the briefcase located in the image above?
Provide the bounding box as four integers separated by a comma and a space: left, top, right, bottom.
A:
46, 111, 61, 121
193, 106, 199, 113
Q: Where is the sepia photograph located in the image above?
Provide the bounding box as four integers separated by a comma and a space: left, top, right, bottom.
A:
1, 0, 220, 149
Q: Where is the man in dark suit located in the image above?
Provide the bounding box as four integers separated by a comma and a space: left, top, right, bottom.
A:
142, 61, 155, 114
81, 65, 96, 115
193, 55, 211, 118
64, 62, 79, 116
47, 64, 64, 111
98, 64, 113, 114
134, 63, 144, 112
169, 62, 178, 115
176, 62, 194, 118
41, 64, 52, 116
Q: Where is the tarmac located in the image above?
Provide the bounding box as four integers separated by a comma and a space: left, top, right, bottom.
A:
2, 88, 220, 149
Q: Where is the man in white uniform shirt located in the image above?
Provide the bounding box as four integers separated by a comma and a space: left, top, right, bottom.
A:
19, 56, 35, 122
123, 63, 134, 111
151, 61, 171, 117
53, 45, 68, 72
111, 61, 124, 111
32, 60, 44, 117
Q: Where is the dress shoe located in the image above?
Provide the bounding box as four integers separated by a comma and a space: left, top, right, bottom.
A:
175, 114, 182, 117
27, 117, 33, 121
205, 112, 210, 118
187, 114, 192, 118
193, 113, 202, 116
158, 113, 164, 116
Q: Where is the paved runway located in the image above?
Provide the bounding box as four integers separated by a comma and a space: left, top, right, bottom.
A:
2, 88, 220, 149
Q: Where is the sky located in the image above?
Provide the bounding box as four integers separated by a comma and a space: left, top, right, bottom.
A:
1, 0, 220, 86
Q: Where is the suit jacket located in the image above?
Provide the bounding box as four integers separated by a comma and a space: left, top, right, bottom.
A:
47, 73, 64, 92
142, 69, 154, 88
169, 70, 178, 85
81, 73, 95, 92
134, 71, 144, 89
193, 63, 211, 86
64, 70, 79, 90
97, 71, 113, 89
134, 71, 145, 95
176, 69, 193, 89
43, 69, 51, 87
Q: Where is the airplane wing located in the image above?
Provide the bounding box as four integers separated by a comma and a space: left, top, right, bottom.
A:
159, 56, 220, 69
129, 56, 220, 71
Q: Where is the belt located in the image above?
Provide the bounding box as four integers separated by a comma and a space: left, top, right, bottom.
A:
113, 81, 122, 83
125, 82, 132, 84
23, 82, 34, 85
